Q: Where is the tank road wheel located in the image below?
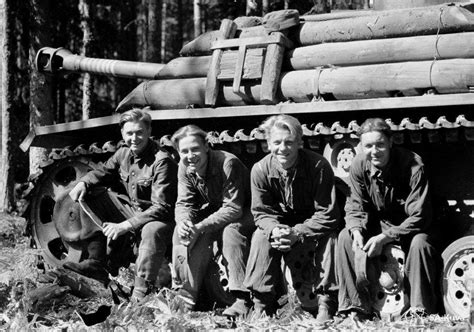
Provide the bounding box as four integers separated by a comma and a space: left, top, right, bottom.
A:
442, 235, 474, 319
30, 158, 102, 267
323, 139, 359, 179
369, 244, 409, 319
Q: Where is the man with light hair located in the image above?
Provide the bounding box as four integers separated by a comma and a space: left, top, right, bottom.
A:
171, 125, 255, 316
243, 114, 340, 321
67, 108, 178, 300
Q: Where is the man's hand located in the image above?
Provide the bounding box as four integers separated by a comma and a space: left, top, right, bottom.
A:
363, 233, 392, 258
270, 225, 298, 252
351, 229, 365, 253
103, 220, 133, 241
177, 220, 200, 249
69, 182, 87, 201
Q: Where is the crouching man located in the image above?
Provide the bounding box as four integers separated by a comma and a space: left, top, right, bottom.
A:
67, 108, 177, 300
337, 118, 439, 320
243, 115, 340, 321
171, 125, 255, 316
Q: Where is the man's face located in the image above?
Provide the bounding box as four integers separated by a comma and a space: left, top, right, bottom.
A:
121, 120, 151, 155
268, 127, 300, 170
178, 135, 209, 175
360, 131, 392, 169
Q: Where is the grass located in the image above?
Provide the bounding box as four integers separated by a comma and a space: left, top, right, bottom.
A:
0, 213, 472, 331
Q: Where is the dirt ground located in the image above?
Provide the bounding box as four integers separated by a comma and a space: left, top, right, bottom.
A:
0, 213, 471, 331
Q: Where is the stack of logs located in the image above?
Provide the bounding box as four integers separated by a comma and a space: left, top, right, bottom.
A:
117, 2, 474, 112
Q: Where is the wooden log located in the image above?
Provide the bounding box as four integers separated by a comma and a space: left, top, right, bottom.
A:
155, 32, 474, 79
116, 59, 474, 112
374, 0, 447, 11
301, 9, 373, 21
286, 59, 474, 100
287, 32, 474, 69
296, 3, 474, 45
156, 56, 210, 79
180, 3, 474, 56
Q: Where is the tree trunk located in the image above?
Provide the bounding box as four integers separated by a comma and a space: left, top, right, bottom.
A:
137, 0, 147, 62
262, 0, 269, 15
0, 0, 16, 211
79, 0, 93, 120
193, 0, 201, 38
29, 0, 54, 177
117, 0, 137, 104
161, 0, 167, 62
147, 0, 161, 62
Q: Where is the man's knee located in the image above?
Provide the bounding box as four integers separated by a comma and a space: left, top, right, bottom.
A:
338, 228, 353, 249
140, 221, 172, 243
222, 223, 247, 246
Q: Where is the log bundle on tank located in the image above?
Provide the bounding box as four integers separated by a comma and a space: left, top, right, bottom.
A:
118, 2, 474, 112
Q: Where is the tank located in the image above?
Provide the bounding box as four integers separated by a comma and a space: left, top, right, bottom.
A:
22, 1, 474, 317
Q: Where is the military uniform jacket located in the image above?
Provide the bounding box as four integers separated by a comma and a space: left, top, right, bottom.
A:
81, 140, 178, 230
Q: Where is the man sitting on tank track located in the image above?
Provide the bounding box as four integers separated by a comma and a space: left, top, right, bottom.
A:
67, 108, 178, 301
243, 114, 340, 322
337, 117, 440, 321
170, 125, 256, 315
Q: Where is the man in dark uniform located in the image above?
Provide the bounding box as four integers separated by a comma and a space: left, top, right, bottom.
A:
171, 125, 255, 316
337, 117, 438, 319
67, 108, 177, 300
243, 114, 340, 321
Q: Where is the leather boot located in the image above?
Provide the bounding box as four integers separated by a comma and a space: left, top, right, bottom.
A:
222, 291, 252, 317
63, 235, 109, 284
131, 276, 155, 301
314, 293, 337, 324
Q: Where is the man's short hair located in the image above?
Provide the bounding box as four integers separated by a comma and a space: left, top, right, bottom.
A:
260, 114, 303, 143
357, 118, 392, 139
119, 108, 152, 129
171, 125, 208, 150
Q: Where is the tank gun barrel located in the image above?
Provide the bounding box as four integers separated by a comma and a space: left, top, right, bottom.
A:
35, 47, 165, 79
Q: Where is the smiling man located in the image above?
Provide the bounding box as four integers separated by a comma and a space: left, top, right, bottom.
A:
337, 118, 439, 320
243, 115, 340, 321
67, 108, 177, 300
170, 125, 255, 315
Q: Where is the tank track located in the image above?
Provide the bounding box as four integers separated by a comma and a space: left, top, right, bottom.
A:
205, 114, 474, 145
22, 113, 474, 203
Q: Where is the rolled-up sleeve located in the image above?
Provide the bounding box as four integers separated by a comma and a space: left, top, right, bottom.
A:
128, 156, 177, 229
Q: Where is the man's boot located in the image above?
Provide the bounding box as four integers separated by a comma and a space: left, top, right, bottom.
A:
63, 234, 109, 284
222, 291, 252, 317
314, 293, 337, 324
131, 276, 155, 301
